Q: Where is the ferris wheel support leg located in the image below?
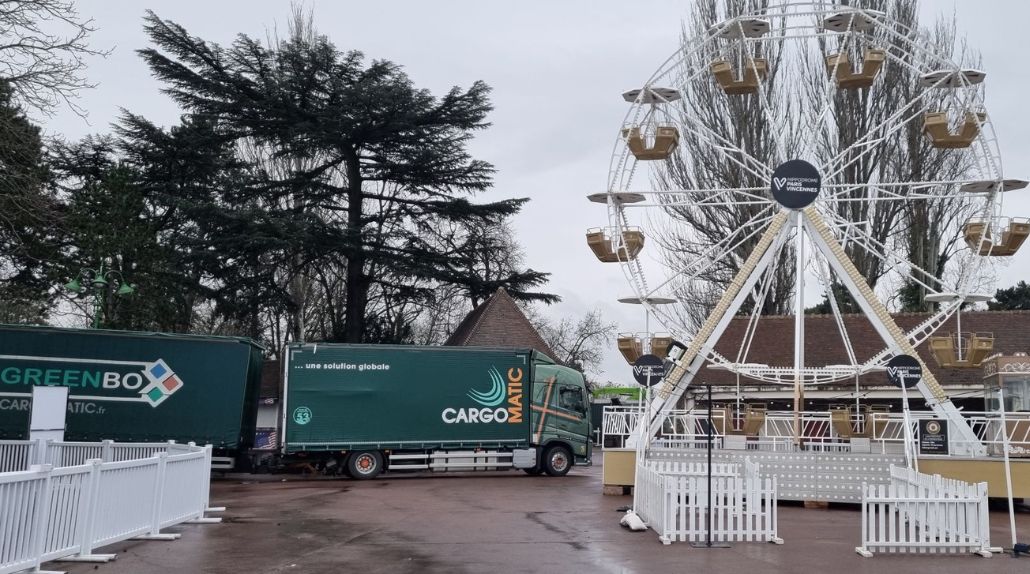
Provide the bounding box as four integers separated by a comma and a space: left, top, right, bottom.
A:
802, 208, 986, 457
632, 211, 793, 445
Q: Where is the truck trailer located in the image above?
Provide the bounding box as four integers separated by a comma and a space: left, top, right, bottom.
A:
0, 324, 264, 467
282, 344, 591, 478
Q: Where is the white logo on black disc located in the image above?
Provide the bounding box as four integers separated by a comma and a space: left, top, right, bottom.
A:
770, 160, 821, 209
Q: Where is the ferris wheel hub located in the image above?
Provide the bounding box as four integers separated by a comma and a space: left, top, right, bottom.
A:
770, 160, 822, 210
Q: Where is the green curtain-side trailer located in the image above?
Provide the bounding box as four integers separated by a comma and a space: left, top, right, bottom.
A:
282, 344, 591, 478
0, 324, 264, 451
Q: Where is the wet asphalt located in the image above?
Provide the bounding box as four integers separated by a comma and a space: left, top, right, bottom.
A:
51, 458, 1030, 574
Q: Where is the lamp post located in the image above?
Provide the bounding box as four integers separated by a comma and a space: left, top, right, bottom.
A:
63, 260, 135, 328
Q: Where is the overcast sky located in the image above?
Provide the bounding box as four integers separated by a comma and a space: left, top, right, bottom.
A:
46, 1, 1030, 381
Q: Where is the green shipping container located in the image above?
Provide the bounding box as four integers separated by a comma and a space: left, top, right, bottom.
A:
0, 324, 264, 449
284, 344, 547, 452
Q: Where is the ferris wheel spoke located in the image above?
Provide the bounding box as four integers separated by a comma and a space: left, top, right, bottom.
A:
645, 205, 778, 301
819, 89, 940, 183
676, 116, 774, 182
618, 186, 774, 207
822, 210, 951, 295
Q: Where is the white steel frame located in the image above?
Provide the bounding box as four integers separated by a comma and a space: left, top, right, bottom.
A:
598, 2, 1022, 455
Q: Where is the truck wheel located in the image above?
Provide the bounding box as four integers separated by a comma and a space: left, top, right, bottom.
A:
347, 451, 383, 480
543, 445, 572, 477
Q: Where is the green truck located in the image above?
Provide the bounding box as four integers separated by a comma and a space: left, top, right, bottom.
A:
0, 324, 264, 466
283, 344, 592, 478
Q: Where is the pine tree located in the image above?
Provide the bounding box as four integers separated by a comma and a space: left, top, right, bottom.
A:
135, 12, 553, 342
0, 80, 54, 322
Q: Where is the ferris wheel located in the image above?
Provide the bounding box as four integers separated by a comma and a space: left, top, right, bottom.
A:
587, 2, 1028, 451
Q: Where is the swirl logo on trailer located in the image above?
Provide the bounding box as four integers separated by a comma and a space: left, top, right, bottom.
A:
442, 367, 524, 424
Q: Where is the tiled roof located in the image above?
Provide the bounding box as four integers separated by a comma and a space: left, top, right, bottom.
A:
700, 310, 1030, 387
445, 288, 559, 361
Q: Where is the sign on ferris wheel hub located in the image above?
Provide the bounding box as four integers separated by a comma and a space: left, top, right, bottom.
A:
886, 354, 922, 389
632, 354, 665, 387
770, 159, 821, 209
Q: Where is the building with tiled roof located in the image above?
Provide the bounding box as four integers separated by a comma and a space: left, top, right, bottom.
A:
695, 310, 1030, 410
445, 288, 559, 360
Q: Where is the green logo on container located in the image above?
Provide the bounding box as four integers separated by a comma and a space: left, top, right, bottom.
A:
293, 406, 312, 425
467, 368, 506, 407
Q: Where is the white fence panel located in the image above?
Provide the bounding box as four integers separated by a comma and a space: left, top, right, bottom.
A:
37, 465, 92, 563
857, 465, 992, 557
159, 452, 208, 527
46, 443, 104, 468
110, 442, 180, 462
634, 460, 781, 545
89, 457, 164, 549
0, 467, 49, 574
0, 441, 36, 474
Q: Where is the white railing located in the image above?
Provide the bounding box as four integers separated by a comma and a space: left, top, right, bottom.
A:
603, 407, 1030, 457
634, 459, 781, 545
602, 406, 725, 448
0, 441, 40, 473
0, 440, 199, 473
856, 465, 993, 557
0, 442, 220, 574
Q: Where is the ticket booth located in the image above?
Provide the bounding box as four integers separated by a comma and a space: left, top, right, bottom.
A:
982, 354, 1030, 456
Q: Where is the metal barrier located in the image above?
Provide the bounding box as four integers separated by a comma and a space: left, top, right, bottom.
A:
856, 465, 993, 557
602, 407, 724, 448
603, 407, 1030, 457
0, 442, 220, 574
634, 458, 781, 545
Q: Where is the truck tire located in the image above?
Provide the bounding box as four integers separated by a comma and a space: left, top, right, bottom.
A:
543, 445, 572, 477
347, 450, 384, 480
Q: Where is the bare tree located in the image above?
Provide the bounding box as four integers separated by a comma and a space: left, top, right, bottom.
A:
813, 0, 980, 310
0, 0, 108, 116
656, 0, 982, 323
528, 308, 617, 375
657, 0, 796, 327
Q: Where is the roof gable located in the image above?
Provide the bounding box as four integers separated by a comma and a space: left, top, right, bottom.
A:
445, 288, 559, 361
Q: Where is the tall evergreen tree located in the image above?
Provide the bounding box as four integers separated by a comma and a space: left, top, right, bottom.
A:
0, 80, 54, 322
135, 12, 553, 342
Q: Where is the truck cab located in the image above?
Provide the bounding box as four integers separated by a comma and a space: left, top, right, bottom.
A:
528, 363, 592, 474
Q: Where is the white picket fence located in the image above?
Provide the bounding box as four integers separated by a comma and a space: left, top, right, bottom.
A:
0, 442, 221, 574
0, 441, 41, 474
635, 459, 781, 545
856, 465, 993, 557
0, 440, 194, 472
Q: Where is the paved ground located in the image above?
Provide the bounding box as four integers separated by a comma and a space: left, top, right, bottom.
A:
52, 460, 1030, 574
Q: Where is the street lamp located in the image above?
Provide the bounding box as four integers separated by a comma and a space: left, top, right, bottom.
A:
64, 260, 136, 328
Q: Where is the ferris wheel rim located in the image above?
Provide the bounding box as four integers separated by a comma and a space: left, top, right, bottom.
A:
600, 0, 1010, 379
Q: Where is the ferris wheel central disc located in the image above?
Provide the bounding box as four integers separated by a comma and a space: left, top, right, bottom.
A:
770, 159, 822, 209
